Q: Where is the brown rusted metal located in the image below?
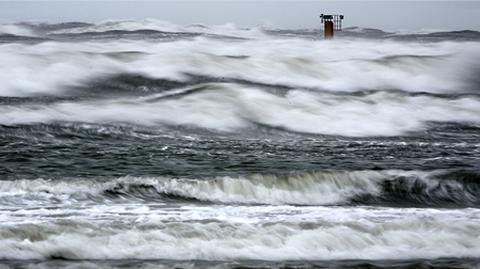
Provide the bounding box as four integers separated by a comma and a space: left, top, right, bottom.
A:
320, 14, 344, 39
324, 21, 334, 39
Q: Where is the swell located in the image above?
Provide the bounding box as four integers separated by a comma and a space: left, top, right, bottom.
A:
2, 170, 480, 207
0, 34, 49, 44
69, 73, 289, 99
3, 21, 480, 41
2, 72, 478, 105
38, 72, 480, 99
47, 30, 202, 41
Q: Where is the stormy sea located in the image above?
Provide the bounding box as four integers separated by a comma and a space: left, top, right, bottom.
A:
1, 20, 480, 269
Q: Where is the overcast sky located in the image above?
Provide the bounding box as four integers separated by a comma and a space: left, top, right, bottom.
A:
0, 1, 479, 30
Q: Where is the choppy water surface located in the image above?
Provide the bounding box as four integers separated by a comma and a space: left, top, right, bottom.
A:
1, 20, 480, 269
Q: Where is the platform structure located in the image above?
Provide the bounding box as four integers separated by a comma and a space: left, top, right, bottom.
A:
320, 14, 344, 39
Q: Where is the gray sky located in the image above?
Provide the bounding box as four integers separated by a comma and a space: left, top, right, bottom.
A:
0, 1, 480, 30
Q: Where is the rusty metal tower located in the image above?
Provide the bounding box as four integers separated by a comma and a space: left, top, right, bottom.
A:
320, 14, 344, 39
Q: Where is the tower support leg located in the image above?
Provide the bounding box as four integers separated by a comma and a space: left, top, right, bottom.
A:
324, 21, 334, 39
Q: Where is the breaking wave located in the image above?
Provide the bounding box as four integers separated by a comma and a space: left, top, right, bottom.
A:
1, 213, 480, 260
2, 19, 480, 265
2, 170, 480, 207
1, 21, 480, 137
1, 83, 479, 136
1, 27, 480, 97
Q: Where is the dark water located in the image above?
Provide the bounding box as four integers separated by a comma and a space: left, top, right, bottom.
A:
0, 21, 480, 268
1, 258, 480, 269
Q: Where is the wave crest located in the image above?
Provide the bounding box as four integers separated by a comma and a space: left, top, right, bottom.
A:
2, 170, 480, 207
1, 215, 480, 260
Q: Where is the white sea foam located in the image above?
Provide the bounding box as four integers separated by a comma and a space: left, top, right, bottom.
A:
0, 24, 37, 36
1, 83, 479, 136
1, 21, 479, 263
0, 171, 381, 205
0, 35, 479, 96
0, 205, 479, 260
1, 28, 480, 136
0, 170, 472, 206
0, 170, 478, 260
46, 19, 267, 39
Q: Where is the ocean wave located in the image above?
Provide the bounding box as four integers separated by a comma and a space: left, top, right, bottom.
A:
2, 20, 480, 41
47, 30, 203, 42
0, 214, 479, 260
2, 259, 480, 269
0, 20, 266, 41
1, 170, 480, 207
43, 20, 266, 39
1, 34, 480, 97
0, 23, 38, 37
1, 83, 479, 136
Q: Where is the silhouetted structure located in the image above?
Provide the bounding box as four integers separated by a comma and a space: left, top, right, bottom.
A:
320, 14, 344, 39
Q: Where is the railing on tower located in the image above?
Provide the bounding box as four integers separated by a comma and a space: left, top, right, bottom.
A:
320, 14, 344, 39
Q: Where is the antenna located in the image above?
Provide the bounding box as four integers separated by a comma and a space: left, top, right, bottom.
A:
320, 14, 344, 39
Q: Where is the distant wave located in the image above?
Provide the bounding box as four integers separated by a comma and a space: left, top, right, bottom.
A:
2, 169, 480, 207
2, 19, 480, 264
2, 20, 480, 41
1, 20, 480, 137
1, 34, 479, 96
1, 82, 479, 136
0, 20, 267, 41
